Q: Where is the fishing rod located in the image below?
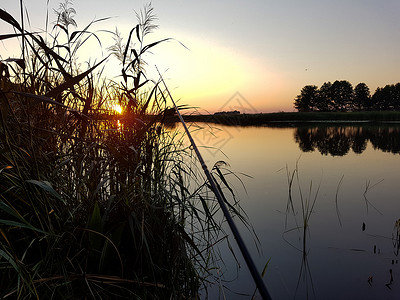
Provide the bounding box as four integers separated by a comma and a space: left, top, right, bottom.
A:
156, 67, 272, 300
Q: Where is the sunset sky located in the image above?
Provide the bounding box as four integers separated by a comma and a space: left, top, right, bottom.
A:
2, 0, 400, 113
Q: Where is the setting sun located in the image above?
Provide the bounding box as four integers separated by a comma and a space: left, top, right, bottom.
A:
113, 104, 123, 114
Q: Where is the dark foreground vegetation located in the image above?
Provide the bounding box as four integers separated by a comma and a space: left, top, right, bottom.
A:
181, 111, 400, 126
0, 2, 247, 299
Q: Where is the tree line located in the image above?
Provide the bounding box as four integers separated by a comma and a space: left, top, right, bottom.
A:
294, 80, 400, 112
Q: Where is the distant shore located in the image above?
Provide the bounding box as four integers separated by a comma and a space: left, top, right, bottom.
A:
178, 111, 400, 126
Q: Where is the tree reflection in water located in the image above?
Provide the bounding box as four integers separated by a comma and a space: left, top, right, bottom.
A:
294, 125, 400, 156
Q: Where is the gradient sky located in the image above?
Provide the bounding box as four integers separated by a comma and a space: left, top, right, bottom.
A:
2, 0, 400, 113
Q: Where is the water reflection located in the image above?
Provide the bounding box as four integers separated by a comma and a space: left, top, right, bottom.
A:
283, 164, 319, 299
294, 125, 400, 156
178, 123, 400, 299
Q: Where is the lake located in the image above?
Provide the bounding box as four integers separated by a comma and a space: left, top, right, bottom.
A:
182, 123, 400, 299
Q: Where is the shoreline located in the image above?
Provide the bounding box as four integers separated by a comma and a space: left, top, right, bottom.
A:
176, 111, 400, 126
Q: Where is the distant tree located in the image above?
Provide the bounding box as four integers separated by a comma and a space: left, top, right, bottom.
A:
316, 81, 333, 111
371, 87, 384, 109
294, 85, 319, 112
394, 83, 400, 110
353, 83, 370, 110
330, 80, 353, 111
294, 80, 400, 112
372, 85, 394, 110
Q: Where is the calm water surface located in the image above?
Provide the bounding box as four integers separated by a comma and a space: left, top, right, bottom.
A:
185, 123, 400, 300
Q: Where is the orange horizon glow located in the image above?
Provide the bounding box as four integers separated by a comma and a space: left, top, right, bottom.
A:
2, 1, 400, 115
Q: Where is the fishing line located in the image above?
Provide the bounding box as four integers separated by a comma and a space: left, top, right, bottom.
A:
156, 67, 272, 300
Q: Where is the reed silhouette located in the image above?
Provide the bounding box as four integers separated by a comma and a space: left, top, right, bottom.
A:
0, 2, 252, 298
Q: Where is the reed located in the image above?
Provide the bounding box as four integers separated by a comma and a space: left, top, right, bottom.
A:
284, 160, 320, 299
0, 2, 248, 298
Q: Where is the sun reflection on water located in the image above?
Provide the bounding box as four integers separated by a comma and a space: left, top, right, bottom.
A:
116, 119, 122, 130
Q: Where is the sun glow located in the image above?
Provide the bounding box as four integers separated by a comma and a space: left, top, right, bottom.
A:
113, 104, 123, 114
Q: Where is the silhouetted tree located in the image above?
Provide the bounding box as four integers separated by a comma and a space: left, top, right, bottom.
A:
372, 85, 393, 110
317, 81, 333, 111
353, 83, 370, 110
294, 80, 400, 112
330, 80, 353, 111
294, 85, 319, 112
394, 83, 400, 110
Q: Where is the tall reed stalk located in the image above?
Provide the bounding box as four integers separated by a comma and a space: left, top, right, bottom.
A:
0, 2, 249, 298
284, 160, 320, 299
